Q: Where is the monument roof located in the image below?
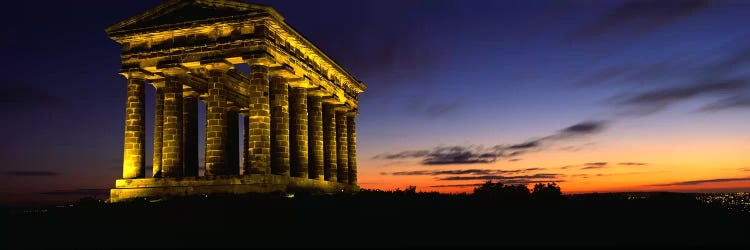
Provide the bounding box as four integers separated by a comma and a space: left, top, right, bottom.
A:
105, 0, 282, 35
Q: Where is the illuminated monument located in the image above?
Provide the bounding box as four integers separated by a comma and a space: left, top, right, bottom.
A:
106, 0, 365, 202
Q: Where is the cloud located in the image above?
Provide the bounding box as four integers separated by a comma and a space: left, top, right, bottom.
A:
509, 159, 522, 162
611, 79, 748, 115
559, 143, 597, 152
618, 162, 648, 166
507, 140, 542, 150
581, 162, 608, 170
698, 96, 750, 112
740, 167, 750, 172
557, 121, 608, 138
422, 146, 498, 165
374, 120, 608, 165
2, 170, 60, 177
40, 188, 109, 196
374, 150, 430, 160
571, 0, 713, 41
429, 183, 485, 188
439, 173, 561, 181
651, 177, 750, 186
388, 168, 547, 176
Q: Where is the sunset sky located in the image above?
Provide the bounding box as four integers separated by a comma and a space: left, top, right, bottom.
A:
1, 0, 749, 205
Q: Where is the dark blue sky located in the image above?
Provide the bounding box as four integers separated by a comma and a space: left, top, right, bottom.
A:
2, 0, 749, 205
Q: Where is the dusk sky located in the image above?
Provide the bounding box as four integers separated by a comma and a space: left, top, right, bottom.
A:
2, 0, 749, 205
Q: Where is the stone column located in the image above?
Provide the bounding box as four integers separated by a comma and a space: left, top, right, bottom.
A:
289, 85, 308, 178
119, 69, 147, 179
243, 115, 249, 175
183, 92, 199, 177
322, 102, 337, 182
347, 113, 357, 185
270, 76, 290, 176
335, 109, 348, 184
246, 64, 271, 175
161, 70, 184, 177
152, 83, 164, 178
307, 95, 324, 180
226, 108, 240, 175
202, 60, 232, 176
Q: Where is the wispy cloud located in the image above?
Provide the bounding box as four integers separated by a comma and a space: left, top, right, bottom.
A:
374, 150, 430, 160
581, 162, 608, 170
374, 120, 607, 165
571, 0, 713, 41
618, 162, 648, 166
429, 183, 484, 188
422, 146, 498, 165
651, 177, 750, 186
611, 79, 749, 115
3, 170, 60, 177
438, 173, 561, 181
388, 168, 546, 176
698, 96, 750, 112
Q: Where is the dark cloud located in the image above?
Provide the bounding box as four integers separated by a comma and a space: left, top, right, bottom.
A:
651, 177, 750, 186
374, 120, 608, 165
509, 158, 522, 162
556, 121, 608, 138
40, 188, 109, 196
507, 140, 542, 150
740, 167, 750, 172
3, 170, 60, 177
580, 162, 608, 170
0, 86, 64, 110
611, 79, 749, 115
698, 96, 750, 112
429, 183, 484, 188
618, 162, 648, 166
388, 168, 546, 176
422, 146, 498, 165
571, 0, 713, 41
374, 150, 430, 160
439, 173, 560, 181
615, 79, 745, 106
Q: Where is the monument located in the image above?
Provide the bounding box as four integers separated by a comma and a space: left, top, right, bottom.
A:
106, 0, 365, 202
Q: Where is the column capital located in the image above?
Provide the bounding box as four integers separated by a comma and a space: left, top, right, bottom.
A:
183, 89, 200, 98
200, 57, 233, 72
270, 63, 296, 78
242, 50, 275, 66
333, 104, 351, 112
321, 92, 346, 105
346, 109, 359, 116
148, 77, 166, 88
118, 67, 151, 79
307, 86, 330, 97
156, 60, 189, 76
288, 75, 313, 88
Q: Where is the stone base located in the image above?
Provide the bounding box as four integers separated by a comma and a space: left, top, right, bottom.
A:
109, 175, 359, 203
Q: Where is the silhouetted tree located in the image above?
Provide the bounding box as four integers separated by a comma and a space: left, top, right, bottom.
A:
531, 182, 563, 201
473, 181, 530, 200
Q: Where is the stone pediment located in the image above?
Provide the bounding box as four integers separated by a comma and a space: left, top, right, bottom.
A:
105, 0, 280, 35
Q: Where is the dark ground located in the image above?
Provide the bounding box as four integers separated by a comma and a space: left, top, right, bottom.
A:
1, 191, 748, 248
